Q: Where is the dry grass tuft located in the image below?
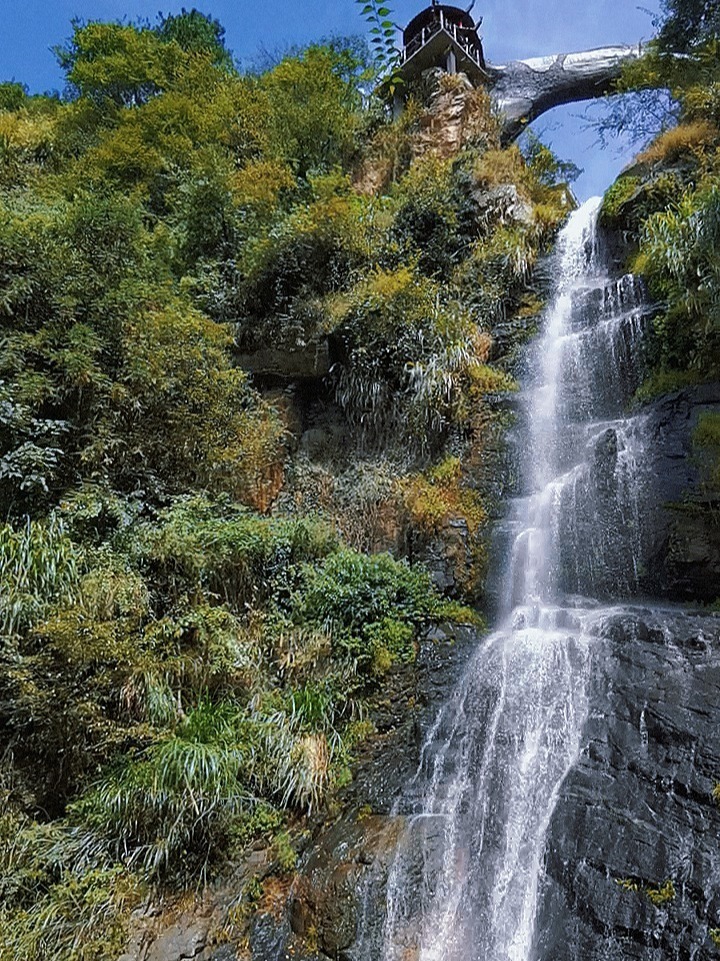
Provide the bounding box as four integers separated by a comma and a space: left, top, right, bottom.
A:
637, 121, 718, 166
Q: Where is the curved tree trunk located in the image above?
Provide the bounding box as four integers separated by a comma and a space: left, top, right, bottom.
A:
486, 45, 642, 143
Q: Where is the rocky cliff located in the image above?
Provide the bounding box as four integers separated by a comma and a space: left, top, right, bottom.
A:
536, 607, 720, 961
642, 384, 720, 602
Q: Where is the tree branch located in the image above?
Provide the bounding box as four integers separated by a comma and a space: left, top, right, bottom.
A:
486, 45, 642, 143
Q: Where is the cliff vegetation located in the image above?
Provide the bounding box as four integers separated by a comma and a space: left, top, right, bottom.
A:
599, 0, 720, 393
0, 8, 575, 957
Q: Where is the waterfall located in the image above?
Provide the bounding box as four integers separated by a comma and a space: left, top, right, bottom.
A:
377, 199, 656, 961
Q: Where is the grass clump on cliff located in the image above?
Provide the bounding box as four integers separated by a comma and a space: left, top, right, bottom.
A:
2, 496, 467, 875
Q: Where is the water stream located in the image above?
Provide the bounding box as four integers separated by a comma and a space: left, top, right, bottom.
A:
377, 198, 658, 961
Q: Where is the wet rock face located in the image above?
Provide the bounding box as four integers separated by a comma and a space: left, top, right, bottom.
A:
288, 816, 407, 959
641, 384, 720, 602
258, 625, 478, 961
287, 609, 720, 961
535, 608, 720, 961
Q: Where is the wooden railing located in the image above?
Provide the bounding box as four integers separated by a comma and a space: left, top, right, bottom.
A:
402, 11, 484, 70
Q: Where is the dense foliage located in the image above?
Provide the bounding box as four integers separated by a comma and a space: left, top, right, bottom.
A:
599, 0, 720, 387
0, 8, 575, 956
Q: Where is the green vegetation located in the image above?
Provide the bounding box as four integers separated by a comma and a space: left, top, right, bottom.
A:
600, 0, 720, 392
616, 877, 641, 893
632, 367, 706, 404
3, 0, 715, 952
693, 411, 720, 492
646, 879, 677, 906
0, 6, 579, 955
1, 495, 465, 955
355, 0, 400, 77
616, 875, 677, 906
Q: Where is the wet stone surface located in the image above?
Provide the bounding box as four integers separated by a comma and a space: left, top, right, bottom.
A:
534, 607, 720, 961
641, 383, 720, 603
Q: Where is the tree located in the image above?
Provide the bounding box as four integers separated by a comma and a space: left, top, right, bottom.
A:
261, 45, 363, 176
54, 20, 186, 106
0, 83, 28, 112
155, 8, 234, 71
656, 0, 720, 54
586, 0, 720, 147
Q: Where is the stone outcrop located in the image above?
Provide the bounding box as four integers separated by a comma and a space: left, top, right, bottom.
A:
116, 853, 275, 961
486, 45, 643, 143
235, 338, 330, 381
410, 70, 495, 159
289, 816, 406, 957
641, 383, 720, 602
535, 607, 720, 961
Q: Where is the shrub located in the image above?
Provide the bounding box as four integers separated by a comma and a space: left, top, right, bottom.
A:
0, 813, 141, 961
73, 702, 254, 880
92, 302, 285, 504
0, 83, 29, 112
601, 169, 695, 244
389, 155, 475, 279
55, 21, 189, 107
601, 175, 642, 223
234, 177, 371, 341
634, 185, 720, 371
633, 368, 706, 403
294, 549, 453, 671
330, 267, 489, 452
0, 109, 57, 185
134, 496, 339, 609
73, 693, 348, 880
0, 517, 80, 637
355, 98, 423, 192
455, 225, 538, 322
400, 456, 490, 594
401, 456, 487, 536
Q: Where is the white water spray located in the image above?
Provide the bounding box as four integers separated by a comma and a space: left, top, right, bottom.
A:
378, 199, 654, 961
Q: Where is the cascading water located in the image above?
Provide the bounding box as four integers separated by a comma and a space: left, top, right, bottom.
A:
376, 198, 658, 961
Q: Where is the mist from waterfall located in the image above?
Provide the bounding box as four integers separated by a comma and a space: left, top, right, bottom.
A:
375, 198, 657, 961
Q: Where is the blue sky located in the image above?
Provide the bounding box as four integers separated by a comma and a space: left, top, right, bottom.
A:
1, 0, 660, 198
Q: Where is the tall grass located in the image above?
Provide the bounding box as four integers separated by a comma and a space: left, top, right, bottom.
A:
74, 702, 253, 880
0, 516, 80, 637
0, 812, 140, 961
